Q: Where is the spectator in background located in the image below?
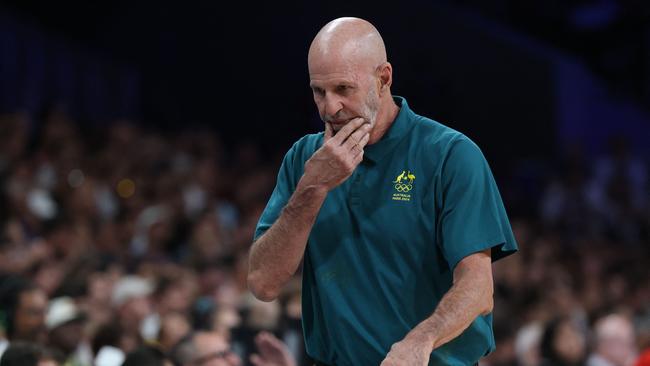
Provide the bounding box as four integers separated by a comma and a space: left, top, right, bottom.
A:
121, 345, 171, 366
157, 312, 191, 353
169, 331, 242, 366
249, 332, 297, 366
45, 297, 91, 366
169, 330, 295, 366
110, 275, 154, 347
0, 342, 59, 366
0, 276, 48, 351
540, 316, 587, 366
587, 314, 638, 366
514, 323, 543, 366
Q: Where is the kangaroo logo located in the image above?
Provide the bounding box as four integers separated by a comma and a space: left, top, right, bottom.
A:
393, 171, 407, 183
393, 170, 415, 194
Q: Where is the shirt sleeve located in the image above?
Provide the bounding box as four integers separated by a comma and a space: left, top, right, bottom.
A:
253, 142, 299, 241
437, 136, 518, 269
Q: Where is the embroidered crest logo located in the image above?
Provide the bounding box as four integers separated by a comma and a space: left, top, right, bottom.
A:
392, 170, 415, 201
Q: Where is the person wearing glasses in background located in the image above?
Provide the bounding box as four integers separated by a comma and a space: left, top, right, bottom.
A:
169, 330, 295, 366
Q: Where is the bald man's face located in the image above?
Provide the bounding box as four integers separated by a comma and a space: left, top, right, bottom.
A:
309, 56, 380, 134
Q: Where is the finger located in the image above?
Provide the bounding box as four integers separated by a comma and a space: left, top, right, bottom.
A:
353, 150, 364, 166
254, 332, 273, 354
249, 354, 264, 366
255, 331, 276, 346
349, 134, 369, 162
324, 122, 333, 141
256, 338, 275, 355
349, 144, 360, 157
352, 131, 371, 156
255, 332, 284, 355
261, 340, 286, 357
254, 330, 271, 343
343, 123, 371, 150
330, 118, 366, 145
260, 332, 284, 348
358, 129, 371, 148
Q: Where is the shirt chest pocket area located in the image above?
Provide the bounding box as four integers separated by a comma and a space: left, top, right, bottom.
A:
359, 182, 435, 271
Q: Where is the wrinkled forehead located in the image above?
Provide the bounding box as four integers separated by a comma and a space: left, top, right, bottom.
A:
309, 58, 355, 82
308, 47, 375, 82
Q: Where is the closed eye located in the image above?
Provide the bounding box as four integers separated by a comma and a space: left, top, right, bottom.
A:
336, 85, 355, 95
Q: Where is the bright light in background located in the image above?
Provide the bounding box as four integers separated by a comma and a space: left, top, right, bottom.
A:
117, 179, 135, 198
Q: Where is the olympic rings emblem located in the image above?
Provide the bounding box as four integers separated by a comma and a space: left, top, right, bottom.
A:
394, 183, 412, 192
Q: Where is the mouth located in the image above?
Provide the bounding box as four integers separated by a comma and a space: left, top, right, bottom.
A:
328, 121, 346, 132
328, 118, 356, 128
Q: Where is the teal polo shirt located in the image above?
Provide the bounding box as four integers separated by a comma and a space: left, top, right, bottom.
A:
254, 97, 518, 366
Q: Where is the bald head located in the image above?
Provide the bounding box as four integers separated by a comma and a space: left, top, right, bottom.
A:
595, 314, 634, 342
593, 314, 636, 366
308, 17, 387, 75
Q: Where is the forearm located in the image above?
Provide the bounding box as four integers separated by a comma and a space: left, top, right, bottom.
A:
248, 178, 328, 301
249, 119, 371, 302
407, 253, 493, 351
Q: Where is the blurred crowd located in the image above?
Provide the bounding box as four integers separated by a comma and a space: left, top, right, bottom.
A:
0, 108, 301, 366
0, 107, 648, 366
486, 137, 650, 365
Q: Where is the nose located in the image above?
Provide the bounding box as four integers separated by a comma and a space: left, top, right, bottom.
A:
322, 93, 343, 119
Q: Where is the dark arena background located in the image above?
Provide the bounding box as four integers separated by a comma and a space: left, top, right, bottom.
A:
0, 1, 649, 365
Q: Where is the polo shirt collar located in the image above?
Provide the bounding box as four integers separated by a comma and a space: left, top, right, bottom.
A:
363, 96, 414, 163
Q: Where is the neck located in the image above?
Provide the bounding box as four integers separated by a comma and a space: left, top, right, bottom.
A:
368, 96, 400, 145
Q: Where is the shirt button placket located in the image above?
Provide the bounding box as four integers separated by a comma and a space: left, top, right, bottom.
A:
349, 168, 363, 206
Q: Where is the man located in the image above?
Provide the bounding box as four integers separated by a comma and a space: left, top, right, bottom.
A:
0, 276, 48, 353
169, 331, 241, 366
248, 17, 518, 366
169, 330, 294, 366
587, 314, 637, 366
45, 297, 90, 366
110, 275, 154, 342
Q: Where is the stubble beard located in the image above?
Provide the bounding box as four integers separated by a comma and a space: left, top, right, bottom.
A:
361, 86, 380, 130
326, 89, 380, 133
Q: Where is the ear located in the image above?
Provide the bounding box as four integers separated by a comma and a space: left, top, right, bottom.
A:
376, 62, 393, 96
